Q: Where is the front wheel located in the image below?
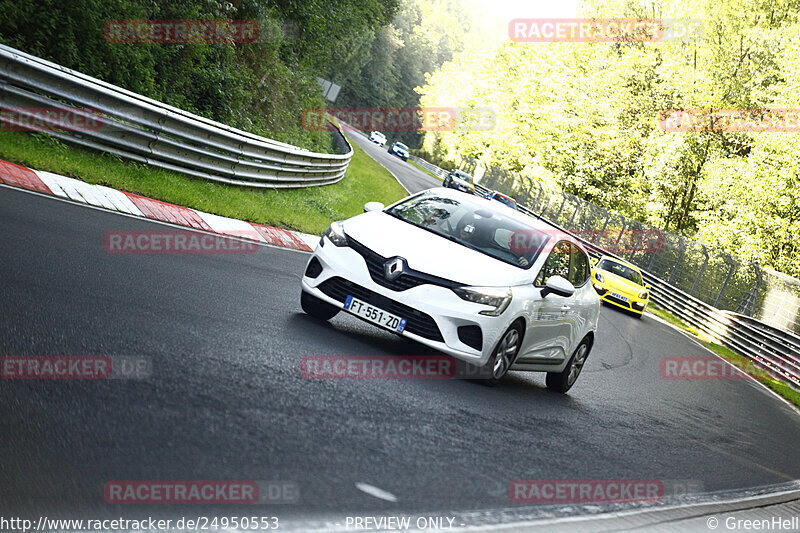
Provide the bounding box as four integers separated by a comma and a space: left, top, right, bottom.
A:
301, 290, 339, 321
546, 338, 591, 393
477, 323, 523, 386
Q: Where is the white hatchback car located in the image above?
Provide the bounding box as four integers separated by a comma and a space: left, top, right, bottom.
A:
300, 188, 600, 391
369, 131, 387, 146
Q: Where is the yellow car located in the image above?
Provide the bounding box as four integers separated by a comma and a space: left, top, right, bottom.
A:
590, 255, 651, 318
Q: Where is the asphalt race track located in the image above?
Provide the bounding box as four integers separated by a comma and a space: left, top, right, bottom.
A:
346, 131, 441, 193
1, 145, 800, 528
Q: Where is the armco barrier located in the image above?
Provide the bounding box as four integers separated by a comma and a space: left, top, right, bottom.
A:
0, 44, 351, 188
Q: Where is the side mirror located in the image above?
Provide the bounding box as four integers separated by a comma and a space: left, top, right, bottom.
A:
364, 201, 385, 213
540, 276, 576, 298
645, 283, 652, 290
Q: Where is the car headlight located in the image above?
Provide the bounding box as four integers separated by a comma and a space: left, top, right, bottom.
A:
595, 271, 604, 283
638, 290, 648, 299
321, 221, 348, 247
452, 286, 512, 316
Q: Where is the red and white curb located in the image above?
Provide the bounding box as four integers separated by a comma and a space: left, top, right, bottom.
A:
0, 159, 319, 252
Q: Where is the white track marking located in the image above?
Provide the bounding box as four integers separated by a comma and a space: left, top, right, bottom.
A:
193, 210, 267, 243
355, 482, 398, 503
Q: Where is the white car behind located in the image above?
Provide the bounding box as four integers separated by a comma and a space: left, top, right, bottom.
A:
369, 131, 386, 146
300, 188, 600, 391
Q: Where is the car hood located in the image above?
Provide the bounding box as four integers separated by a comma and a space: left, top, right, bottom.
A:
343, 212, 532, 287
599, 269, 644, 296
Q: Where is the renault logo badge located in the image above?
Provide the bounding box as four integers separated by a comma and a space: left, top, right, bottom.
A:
384, 257, 405, 280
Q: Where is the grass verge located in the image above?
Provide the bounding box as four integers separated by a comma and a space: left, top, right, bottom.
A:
0, 130, 408, 235
648, 303, 800, 408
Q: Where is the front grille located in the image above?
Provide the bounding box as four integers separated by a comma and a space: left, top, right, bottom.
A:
458, 325, 483, 351
317, 277, 444, 342
604, 294, 631, 308
347, 237, 461, 292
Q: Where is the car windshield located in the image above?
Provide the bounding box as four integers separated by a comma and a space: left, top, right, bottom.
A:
597, 259, 643, 285
386, 193, 549, 268
452, 171, 473, 183
494, 195, 516, 208
395, 143, 408, 150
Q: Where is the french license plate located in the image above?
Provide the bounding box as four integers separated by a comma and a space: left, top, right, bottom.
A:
610, 292, 629, 302
344, 296, 407, 333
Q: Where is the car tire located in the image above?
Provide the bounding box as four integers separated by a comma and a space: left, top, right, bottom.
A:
300, 290, 339, 321
477, 323, 523, 386
546, 338, 591, 393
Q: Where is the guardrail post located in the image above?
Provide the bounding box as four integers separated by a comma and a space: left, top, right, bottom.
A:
531, 182, 544, 213
690, 245, 709, 296
612, 217, 629, 251
599, 210, 611, 234
539, 187, 552, 217
553, 194, 568, 222
714, 254, 737, 308
567, 197, 582, 229
647, 231, 661, 270
668, 238, 687, 284
736, 262, 761, 316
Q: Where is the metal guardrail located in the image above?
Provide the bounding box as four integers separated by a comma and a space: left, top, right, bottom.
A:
455, 165, 800, 389
408, 155, 449, 180
0, 44, 352, 188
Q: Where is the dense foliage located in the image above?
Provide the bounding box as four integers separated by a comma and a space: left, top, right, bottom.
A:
417, 0, 800, 278
0, 0, 399, 151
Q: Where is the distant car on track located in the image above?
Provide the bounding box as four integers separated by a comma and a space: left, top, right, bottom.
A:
443, 169, 475, 194
388, 141, 409, 161
369, 131, 386, 146
591, 255, 650, 317
486, 191, 517, 210
300, 188, 601, 391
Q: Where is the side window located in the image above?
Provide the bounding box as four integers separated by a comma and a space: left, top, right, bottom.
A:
569, 244, 590, 286
534, 241, 571, 286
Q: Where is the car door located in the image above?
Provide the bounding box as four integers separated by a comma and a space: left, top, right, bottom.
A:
565, 243, 593, 354
514, 240, 575, 367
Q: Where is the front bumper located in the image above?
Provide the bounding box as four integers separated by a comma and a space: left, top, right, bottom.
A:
592, 282, 647, 314
301, 238, 509, 366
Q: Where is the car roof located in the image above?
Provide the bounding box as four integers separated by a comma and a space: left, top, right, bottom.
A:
596, 255, 642, 271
